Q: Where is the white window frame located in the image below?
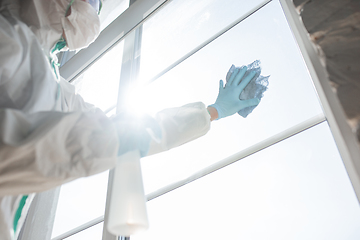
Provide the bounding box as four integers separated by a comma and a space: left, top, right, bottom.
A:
279, 0, 360, 198
59, 0, 169, 82
41, 0, 360, 239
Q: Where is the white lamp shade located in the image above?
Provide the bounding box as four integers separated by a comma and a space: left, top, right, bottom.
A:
107, 150, 149, 236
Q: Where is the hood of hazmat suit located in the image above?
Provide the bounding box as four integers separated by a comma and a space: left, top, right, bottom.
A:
2, 0, 100, 54
61, 0, 101, 51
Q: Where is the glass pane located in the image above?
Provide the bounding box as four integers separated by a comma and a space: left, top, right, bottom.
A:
136, 0, 324, 193
99, 0, 129, 31
139, 0, 267, 82
51, 172, 108, 238
64, 222, 103, 240
133, 123, 360, 240
72, 40, 124, 112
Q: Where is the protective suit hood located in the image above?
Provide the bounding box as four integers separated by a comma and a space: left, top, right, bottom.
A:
61, 0, 100, 51
11, 0, 100, 54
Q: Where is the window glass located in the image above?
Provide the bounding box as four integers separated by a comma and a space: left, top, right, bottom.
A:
139, 0, 267, 82
99, 0, 129, 31
136, 0, 324, 194
72, 40, 124, 112
133, 123, 360, 240
51, 172, 108, 238
64, 222, 103, 240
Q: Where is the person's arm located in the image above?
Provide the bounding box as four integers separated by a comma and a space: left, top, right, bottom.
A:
0, 108, 119, 196
147, 66, 260, 155
147, 102, 211, 155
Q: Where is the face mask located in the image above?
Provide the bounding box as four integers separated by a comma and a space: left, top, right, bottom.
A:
61, 0, 100, 51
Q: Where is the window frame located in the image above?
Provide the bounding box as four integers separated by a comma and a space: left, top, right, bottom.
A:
59, 0, 169, 82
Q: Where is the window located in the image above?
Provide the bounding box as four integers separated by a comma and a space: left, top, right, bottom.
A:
139, 0, 266, 82
46, 0, 360, 239
72, 41, 124, 113
133, 123, 360, 240
138, 0, 324, 194
99, 0, 129, 31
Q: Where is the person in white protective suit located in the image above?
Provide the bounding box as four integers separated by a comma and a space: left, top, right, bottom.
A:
0, 1, 261, 239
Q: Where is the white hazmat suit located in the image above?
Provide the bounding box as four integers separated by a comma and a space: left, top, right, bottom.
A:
0, 8, 211, 240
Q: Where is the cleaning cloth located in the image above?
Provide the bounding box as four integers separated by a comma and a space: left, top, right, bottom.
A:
227, 60, 270, 118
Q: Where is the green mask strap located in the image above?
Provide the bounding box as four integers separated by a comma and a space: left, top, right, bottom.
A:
98, 0, 103, 15
49, 0, 74, 78
13, 195, 28, 234
50, 36, 66, 79
51, 37, 67, 54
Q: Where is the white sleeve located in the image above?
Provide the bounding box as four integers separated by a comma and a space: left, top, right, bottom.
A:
0, 102, 210, 196
0, 109, 119, 196
57, 79, 212, 158
147, 102, 211, 155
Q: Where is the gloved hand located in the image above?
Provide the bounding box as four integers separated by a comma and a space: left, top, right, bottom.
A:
209, 65, 260, 120
113, 113, 162, 157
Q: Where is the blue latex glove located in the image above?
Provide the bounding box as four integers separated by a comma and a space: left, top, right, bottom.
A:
113, 113, 162, 157
209, 66, 260, 120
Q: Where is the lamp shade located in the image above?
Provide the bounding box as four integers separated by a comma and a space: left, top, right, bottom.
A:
107, 150, 149, 236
